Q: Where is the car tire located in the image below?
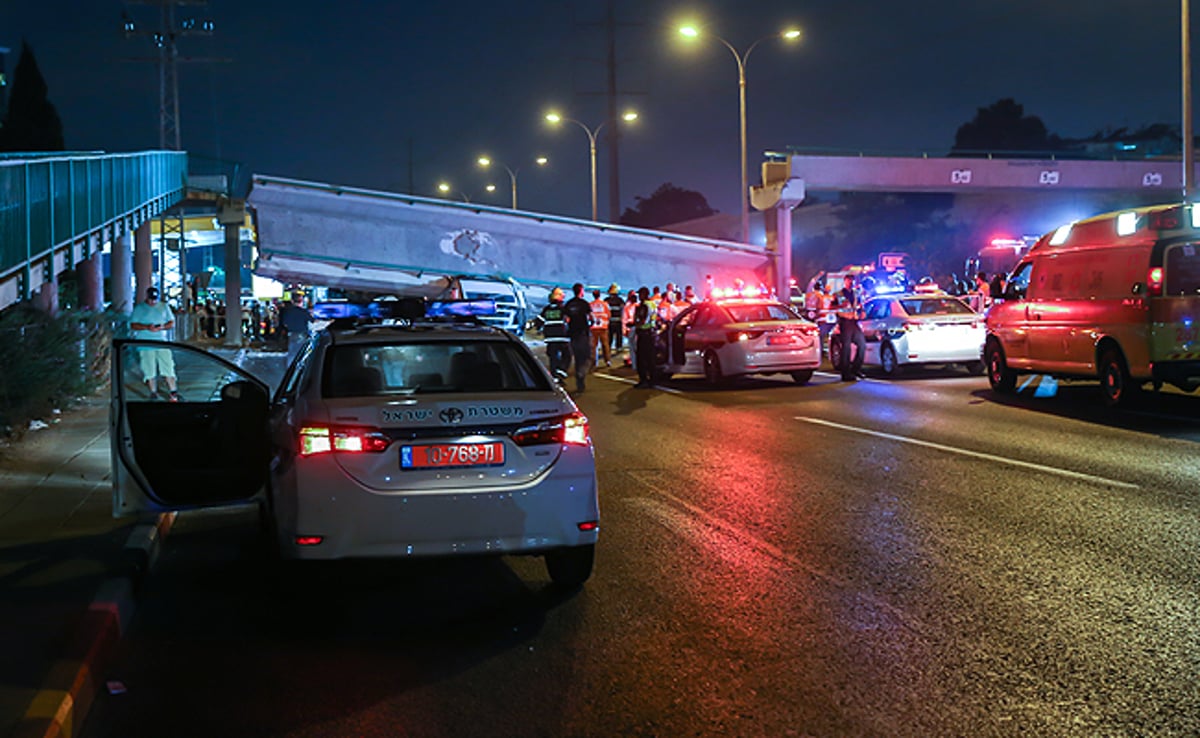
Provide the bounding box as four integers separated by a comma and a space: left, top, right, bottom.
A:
828, 336, 844, 372
1099, 347, 1140, 407
545, 544, 594, 588
965, 360, 986, 376
985, 339, 1016, 393
703, 350, 726, 385
790, 369, 814, 385
880, 343, 900, 376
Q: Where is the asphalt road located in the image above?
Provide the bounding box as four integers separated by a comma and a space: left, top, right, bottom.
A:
80, 359, 1200, 737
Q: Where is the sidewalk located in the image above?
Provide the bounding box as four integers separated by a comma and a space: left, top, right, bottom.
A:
0, 339, 268, 738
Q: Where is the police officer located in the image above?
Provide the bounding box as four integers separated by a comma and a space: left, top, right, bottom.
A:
633, 286, 658, 388
538, 288, 570, 380
836, 274, 867, 381
605, 283, 625, 356
563, 282, 593, 392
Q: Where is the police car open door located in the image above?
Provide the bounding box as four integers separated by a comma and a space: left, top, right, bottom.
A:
111, 339, 272, 516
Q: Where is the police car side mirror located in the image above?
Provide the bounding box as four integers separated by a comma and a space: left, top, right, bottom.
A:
1131, 282, 1146, 295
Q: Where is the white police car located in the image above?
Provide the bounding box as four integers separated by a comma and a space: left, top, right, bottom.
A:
109, 300, 599, 587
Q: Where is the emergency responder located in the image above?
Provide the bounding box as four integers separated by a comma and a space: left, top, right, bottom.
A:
633, 286, 657, 387
836, 274, 867, 381
589, 289, 612, 367
622, 289, 638, 367
605, 283, 625, 356
804, 278, 824, 322
563, 282, 593, 392
537, 287, 570, 380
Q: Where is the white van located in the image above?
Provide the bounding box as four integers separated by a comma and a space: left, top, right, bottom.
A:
984, 203, 1200, 406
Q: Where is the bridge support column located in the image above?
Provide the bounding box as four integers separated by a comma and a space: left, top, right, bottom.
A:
222, 221, 243, 347
78, 243, 104, 312
134, 221, 153, 304
31, 261, 58, 316
751, 161, 807, 301
110, 231, 134, 315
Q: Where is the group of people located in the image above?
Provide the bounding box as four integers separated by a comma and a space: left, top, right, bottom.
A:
536, 281, 701, 392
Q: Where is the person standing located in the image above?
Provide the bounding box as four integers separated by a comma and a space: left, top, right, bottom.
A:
605, 283, 625, 356
129, 286, 180, 401
622, 290, 638, 368
563, 283, 593, 392
537, 287, 570, 380
633, 287, 658, 387
279, 295, 312, 365
589, 289, 612, 368
835, 274, 867, 382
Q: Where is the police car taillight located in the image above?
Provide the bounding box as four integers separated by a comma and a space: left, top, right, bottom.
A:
728, 330, 764, 342
299, 424, 391, 456
511, 412, 590, 447
1148, 267, 1165, 297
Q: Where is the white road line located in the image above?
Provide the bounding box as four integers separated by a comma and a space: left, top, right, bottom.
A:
795, 416, 1139, 489
594, 372, 684, 394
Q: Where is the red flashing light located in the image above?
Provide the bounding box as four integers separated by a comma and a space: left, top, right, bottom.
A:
299, 424, 391, 456
295, 535, 324, 546
577, 521, 599, 532
1148, 208, 1183, 231
1148, 267, 1164, 296
511, 412, 590, 447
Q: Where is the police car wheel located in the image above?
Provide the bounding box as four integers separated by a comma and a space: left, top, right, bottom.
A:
880, 344, 900, 376
703, 350, 725, 385
828, 337, 844, 371
965, 361, 986, 376
791, 369, 814, 384
545, 544, 595, 588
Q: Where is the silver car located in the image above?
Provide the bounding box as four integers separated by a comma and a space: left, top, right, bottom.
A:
660, 297, 821, 385
830, 293, 986, 376
110, 319, 599, 587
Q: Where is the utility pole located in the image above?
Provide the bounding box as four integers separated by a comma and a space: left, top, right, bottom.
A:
1184, 0, 1194, 201
122, 0, 220, 150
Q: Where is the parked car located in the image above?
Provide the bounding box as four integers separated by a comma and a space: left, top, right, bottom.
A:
829, 293, 985, 376
109, 308, 599, 587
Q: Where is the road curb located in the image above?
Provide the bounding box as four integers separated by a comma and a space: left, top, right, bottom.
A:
10, 512, 175, 738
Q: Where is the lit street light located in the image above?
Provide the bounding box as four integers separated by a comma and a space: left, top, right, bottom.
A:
476, 155, 548, 210
678, 23, 801, 243
545, 110, 638, 221
436, 181, 471, 203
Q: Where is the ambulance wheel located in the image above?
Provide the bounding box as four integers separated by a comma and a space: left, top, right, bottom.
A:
1099, 347, 1139, 407
880, 344, 900, 376
703, 350, 726, 385
985, 339, 1016, 393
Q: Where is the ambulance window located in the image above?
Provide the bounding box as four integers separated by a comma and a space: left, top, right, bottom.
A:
1165, 244, 1200, 295
1007, 262, 1032, 299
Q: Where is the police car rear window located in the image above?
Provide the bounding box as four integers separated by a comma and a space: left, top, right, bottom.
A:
323, 341, 551, 397
898, 298, 973, 316
724, 303, 799, 322
1165, 244, 1200, 296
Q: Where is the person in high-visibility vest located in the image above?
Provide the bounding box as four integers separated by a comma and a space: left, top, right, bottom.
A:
633, 286, 658, 387
536, 287, 570, 380
589, 289, 612, 368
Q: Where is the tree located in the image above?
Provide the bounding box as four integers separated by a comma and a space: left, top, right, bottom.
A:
951, 98, 1058, 156
0, 41, 65, 152
619, 183, 716, 228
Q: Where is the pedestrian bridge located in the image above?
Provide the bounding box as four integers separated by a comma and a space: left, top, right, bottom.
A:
247, 175, 771, 298
0, 151, 187, 312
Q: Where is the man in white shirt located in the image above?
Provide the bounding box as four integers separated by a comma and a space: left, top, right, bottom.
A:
129, 286, 180, 401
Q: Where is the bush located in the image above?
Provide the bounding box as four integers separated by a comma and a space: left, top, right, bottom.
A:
0, 304, 114, 439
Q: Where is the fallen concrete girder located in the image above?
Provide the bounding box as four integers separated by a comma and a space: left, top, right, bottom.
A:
248, 175, 771, 295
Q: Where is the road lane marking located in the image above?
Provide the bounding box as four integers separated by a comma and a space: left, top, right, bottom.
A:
795, 416, 1139, 490
594, 372, 684, 394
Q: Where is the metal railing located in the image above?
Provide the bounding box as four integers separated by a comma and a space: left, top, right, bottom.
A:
0, 150, 187, 297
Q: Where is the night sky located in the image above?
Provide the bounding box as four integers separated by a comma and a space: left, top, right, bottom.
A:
0, 1, 1191, 221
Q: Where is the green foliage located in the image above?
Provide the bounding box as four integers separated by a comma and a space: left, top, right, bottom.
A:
0, 305, 111, 437
951, 98, 1060, 156
0, 41, 65, 152
619, 183, 716, 228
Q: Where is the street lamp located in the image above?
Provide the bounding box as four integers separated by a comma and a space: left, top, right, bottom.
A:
476, 155, 548, 210
678, 24, 801, 243
436, 181, 471, 203
545, 110, 638, 221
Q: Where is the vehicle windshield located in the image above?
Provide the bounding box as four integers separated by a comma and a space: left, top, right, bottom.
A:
723, 302, 799, 322
898, 298, 973, 316
323, 340, 551, 397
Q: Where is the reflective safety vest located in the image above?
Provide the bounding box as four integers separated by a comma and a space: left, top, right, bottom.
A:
589, 299, 611, 329
540, 303, 568, 342
635, 302, 656, 331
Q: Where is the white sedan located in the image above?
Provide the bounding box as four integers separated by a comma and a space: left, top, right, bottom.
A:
831, 293, 986, 376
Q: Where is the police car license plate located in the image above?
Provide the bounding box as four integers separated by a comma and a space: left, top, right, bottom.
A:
767, 334, 797, 345
401, 442, 505, 469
